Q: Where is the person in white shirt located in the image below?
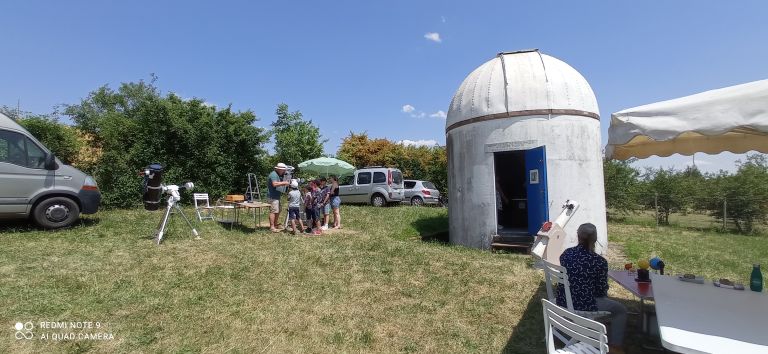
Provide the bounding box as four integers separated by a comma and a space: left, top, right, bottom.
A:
286, 180, 305, 235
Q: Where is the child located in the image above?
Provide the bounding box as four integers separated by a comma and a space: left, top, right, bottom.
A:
303, 183, 315, 234
287, 180, 304, 235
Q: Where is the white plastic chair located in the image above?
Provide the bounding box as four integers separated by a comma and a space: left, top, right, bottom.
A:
193, 193, 215, 221
540, 260, 611, 320
542, 299, 608, 354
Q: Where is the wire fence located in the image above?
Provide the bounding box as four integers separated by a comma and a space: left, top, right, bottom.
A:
607, 193, 768, 234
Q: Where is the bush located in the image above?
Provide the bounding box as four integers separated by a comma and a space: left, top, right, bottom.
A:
17, 115, 82, 165
64, 79, 270, 208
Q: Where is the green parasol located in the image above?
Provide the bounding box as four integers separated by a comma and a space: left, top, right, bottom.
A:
297, 157, 356, 177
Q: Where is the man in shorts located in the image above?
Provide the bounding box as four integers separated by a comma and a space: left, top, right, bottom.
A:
267, 163, 290, 232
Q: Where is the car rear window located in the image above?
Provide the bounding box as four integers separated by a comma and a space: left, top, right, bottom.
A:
392, 170, 403, 184
423, 182, 436, 190
404, 181, 416, 189
373, 172, 386, 183
357, 172, 371, 185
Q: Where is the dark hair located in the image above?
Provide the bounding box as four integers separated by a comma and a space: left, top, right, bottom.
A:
319, 177, 327, 182
329, 175, 338, 181
577, 223, 598, 253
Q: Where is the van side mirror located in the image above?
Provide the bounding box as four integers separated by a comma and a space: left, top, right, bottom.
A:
44, 153, 57, 170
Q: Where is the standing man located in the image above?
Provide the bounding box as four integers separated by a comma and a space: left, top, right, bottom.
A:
268, 163, 290, 232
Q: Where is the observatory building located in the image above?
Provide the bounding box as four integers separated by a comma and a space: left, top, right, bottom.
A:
445, 49, 607, 254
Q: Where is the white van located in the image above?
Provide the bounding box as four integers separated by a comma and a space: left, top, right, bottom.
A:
0, 113, 100, 228
338, 166, 405, 206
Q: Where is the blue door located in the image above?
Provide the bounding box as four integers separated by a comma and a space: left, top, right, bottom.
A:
525, 146, 548, 235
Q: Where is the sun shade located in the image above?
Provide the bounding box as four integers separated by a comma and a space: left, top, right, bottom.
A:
606, 79, 768, 160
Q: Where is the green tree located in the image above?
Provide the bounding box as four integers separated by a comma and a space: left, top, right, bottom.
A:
271, 103, 326, 167
16, 115, 83, 165
707, 154, 768, 233
65, 78, 269, 208
0, 105, 28, 120
641, 167, 689, 225
337, 132, 448, 195
603, 158, 641, 216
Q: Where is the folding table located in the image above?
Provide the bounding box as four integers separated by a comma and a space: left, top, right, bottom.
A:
651, 273, 768, 354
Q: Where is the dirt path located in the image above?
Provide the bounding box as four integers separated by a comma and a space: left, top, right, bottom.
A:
606, 242, 629, 268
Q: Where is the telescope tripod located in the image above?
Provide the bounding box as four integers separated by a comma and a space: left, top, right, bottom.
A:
154, 186, 200, 245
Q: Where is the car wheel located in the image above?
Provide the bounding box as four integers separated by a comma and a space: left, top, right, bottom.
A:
32, 197, 80, 229
371, 194, 386, 207
411, 196, 424, 206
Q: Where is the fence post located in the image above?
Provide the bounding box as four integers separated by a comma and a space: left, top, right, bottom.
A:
655, 192, 659, 227
723, 199, 727, 230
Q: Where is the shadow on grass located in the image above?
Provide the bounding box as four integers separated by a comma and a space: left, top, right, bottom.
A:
501, 281, 546, 354
411, 214, 449, 244
500, 279, 659, 354
0, 216, 101, 234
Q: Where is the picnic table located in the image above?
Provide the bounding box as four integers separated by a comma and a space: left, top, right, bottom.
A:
236, 201, 271, 229
219, 200, 271, 229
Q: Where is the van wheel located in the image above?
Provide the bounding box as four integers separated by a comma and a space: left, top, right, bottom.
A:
32, 197, 80, 229
371, 194, 386, 207
411, 196, 424, 206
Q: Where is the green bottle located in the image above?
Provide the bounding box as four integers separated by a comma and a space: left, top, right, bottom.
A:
751, 264, 763, 292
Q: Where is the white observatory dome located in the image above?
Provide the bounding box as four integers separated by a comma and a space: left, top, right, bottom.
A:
444, 49, 607, 255
446, 50, 599, 131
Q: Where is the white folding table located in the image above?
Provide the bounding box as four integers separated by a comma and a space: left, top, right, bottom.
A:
651, 273, 768, 354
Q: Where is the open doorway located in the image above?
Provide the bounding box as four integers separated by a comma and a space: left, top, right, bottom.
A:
494, 150, 528, 234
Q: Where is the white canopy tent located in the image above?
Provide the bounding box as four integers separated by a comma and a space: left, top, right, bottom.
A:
606, 79, 768, 160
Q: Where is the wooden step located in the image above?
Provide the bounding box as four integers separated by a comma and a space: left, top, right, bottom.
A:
491, 242, 531, 250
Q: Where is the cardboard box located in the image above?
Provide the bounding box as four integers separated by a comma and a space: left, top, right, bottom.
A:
225, 194, 245, 202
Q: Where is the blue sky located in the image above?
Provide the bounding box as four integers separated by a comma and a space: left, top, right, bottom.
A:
2, 1, 767, 173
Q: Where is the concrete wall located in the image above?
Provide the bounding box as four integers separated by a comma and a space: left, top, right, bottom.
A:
447, 115, 607, 254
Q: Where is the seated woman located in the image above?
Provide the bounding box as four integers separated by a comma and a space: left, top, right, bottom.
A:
557, 223, 627, 354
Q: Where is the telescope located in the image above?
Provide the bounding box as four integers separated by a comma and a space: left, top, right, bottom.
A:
141, 163, 199, 244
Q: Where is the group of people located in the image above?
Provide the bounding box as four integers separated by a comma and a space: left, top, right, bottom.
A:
266, 163, 342, 235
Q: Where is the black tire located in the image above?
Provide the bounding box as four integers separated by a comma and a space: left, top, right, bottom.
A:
32, 197, 80, 229
371, 194, 386, 207
411, 196, 424, 206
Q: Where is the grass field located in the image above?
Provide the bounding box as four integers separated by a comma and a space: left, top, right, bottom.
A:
1, 205, 765, 353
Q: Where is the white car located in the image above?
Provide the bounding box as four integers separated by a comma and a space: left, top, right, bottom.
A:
403, 180, 441, 206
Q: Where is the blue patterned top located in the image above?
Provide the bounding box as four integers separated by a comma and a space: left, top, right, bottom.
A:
556, 245, 609, 311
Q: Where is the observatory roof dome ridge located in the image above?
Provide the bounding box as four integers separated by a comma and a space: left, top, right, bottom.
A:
446, 50, 599, 132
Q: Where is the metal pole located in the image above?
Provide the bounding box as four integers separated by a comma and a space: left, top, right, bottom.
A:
655, 192, 659, 227
723, 199, 727, 230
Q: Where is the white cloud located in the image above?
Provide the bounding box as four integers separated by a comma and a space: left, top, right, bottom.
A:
415, 112, 426, 118
430, 110, 447, 119
402, 104, 415, 113
398, 139, 439, 147
441, 16, 446, 23
424, 32, 442, 43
